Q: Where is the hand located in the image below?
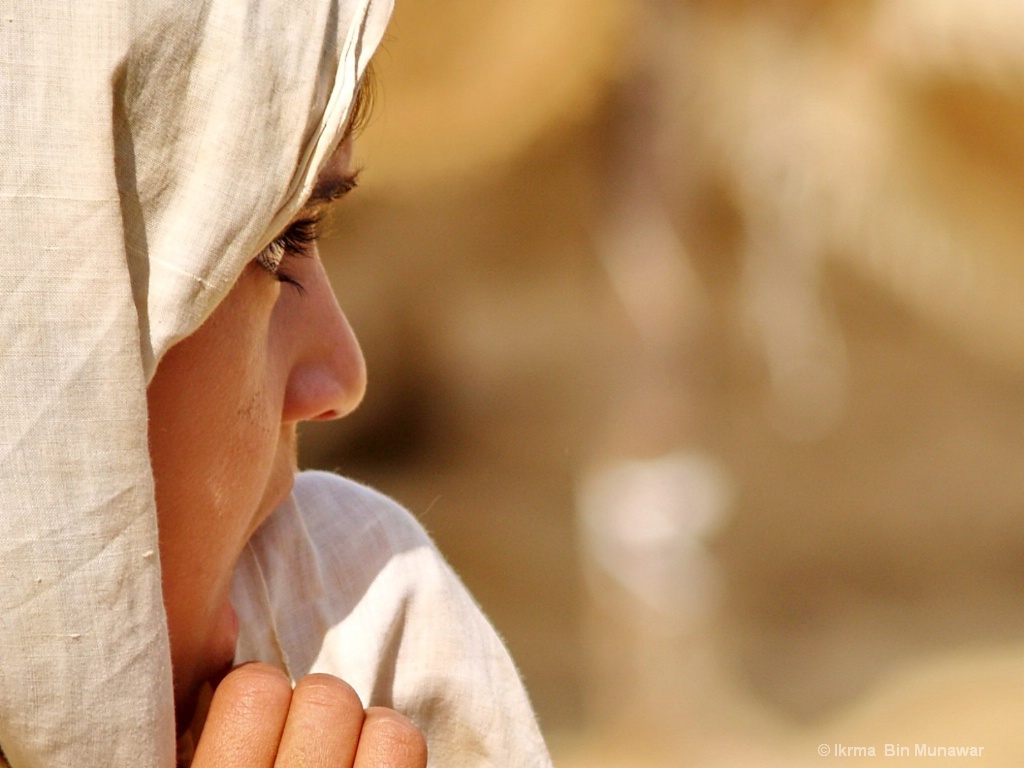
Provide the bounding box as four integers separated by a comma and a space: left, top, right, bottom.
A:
190, 663, 427, 768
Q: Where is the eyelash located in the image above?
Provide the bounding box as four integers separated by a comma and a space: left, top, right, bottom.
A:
255, 213, 323, 292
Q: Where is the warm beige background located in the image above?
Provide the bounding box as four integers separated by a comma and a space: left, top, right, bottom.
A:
300, 1, 1024, 764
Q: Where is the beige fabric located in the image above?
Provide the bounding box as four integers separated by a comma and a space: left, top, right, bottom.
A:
233, 472, 554, 767
0, 2, 390, 766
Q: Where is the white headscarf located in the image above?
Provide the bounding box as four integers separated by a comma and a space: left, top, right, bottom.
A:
0, 1, 391, 765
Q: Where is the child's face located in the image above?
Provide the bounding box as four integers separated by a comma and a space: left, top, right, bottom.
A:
146, 140, 365, 727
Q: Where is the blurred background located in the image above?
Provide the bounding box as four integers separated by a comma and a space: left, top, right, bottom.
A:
301, 0, 1024, 764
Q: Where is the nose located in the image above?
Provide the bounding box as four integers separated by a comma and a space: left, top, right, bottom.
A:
279, 259, 366, 423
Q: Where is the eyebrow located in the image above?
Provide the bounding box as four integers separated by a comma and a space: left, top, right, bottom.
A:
306, 169, 360, 208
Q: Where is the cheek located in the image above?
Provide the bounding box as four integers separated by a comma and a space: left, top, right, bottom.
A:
147, 271, 287, 689
153, 271, 282, 475
149, 312, 281, 544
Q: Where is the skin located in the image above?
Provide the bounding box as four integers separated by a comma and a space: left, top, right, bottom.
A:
147, 140, 426, 765
191, 665, 426, 768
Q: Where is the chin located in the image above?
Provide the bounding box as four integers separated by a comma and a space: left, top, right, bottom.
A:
254, 439, 298, 526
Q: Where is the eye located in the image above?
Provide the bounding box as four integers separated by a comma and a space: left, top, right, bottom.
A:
254, 214, 323, 292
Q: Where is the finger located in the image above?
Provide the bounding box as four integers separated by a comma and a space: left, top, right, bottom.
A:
274, 673, 365, 768
353, 707, 428, 768
191, 663, 293, 768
